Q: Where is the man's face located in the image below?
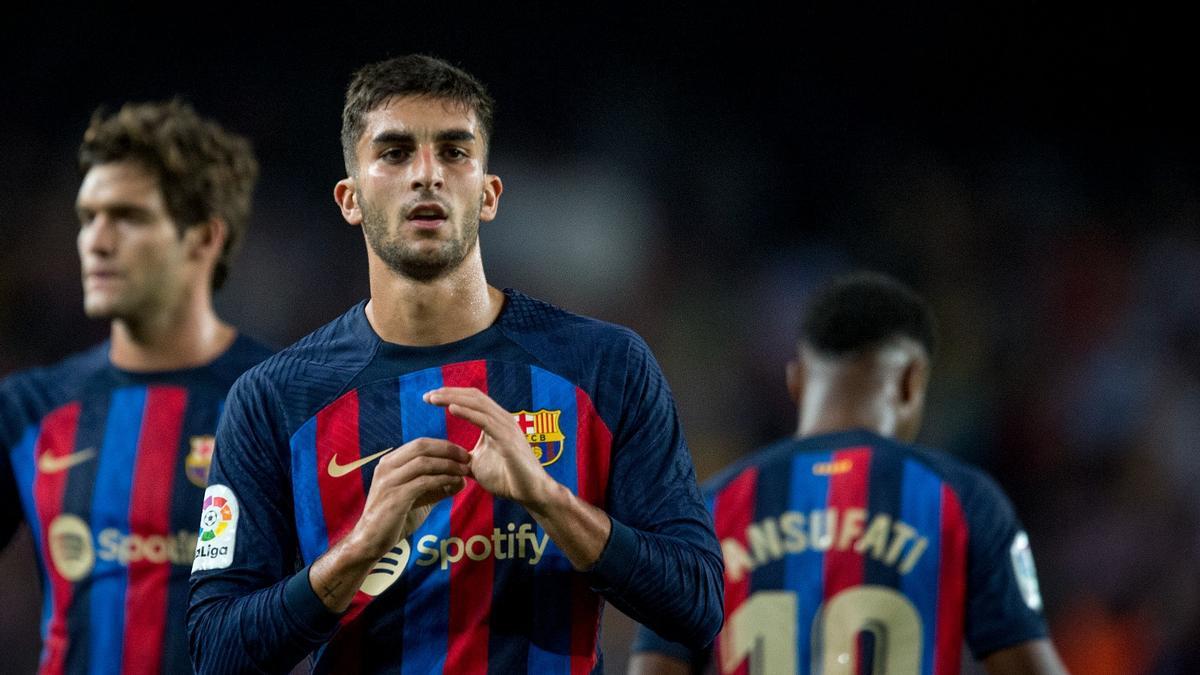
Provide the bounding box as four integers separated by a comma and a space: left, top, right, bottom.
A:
76, 162, 191, 322
346, 96, 501, 281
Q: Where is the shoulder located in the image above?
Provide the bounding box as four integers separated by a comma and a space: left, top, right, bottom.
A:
0, 344, 109, 439
700, 437, 799, 497
227, 304, 377, 425
497, 288, 657, 382
1, 343, 108, 403
499, 289, 649, 354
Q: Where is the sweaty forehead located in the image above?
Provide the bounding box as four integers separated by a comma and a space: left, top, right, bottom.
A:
360, 96, 480, 142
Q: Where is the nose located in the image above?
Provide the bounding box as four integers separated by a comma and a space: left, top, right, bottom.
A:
78, 213, 118, 258
410, 146, 444, 192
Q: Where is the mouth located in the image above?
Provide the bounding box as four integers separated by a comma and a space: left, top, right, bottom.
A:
405, 202, 449, 229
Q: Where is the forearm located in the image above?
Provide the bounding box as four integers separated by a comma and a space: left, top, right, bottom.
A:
188, 566, 340, 674
586, 517, 724, 649
524, 480, 611, 570
308, 531, 381, 613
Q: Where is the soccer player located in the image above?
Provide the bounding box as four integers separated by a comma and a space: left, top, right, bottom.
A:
186, 54, 723, 674
0, 100, 271, 674
629, 273, 1067, 675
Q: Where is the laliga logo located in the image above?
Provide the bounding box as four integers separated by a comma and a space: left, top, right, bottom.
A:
199, 494, 233, 542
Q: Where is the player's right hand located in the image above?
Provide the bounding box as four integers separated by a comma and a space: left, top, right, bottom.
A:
350, 438, 470, 560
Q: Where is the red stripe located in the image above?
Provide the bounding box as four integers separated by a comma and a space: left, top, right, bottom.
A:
573, 390, 611, 507
821, 447, 872, 599
314, 390, 376, 638
570, 390, 613, 674
121, 387, 187, 675
713, 466, 758, 675
32, 402, 81, 675
933, 485, 967, 675
444, 360, 493, 675
316, 390, 367, 546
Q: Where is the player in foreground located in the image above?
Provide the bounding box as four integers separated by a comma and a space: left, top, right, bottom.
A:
0, 101, 271, 674
630, 272, 1067, 675
187, 54, 723, 674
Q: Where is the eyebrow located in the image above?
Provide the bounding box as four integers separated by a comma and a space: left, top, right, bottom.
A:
370, 129, 477, 146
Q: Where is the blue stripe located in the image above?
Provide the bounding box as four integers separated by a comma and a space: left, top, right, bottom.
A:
9, 426, 50, 639
399, 366, 450, 675
89, 386, 146, 675
290, 417, 327, 565
899, 459, 942, 675
527, 366, 577, 672
785, 451, 832, 673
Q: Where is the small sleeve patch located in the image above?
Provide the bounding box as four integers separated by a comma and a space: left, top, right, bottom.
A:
1009, 531, 1043, 612
192, 484, 239, 572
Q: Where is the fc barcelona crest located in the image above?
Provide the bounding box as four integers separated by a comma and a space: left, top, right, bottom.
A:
513, 410, 565, 466
186, 435, 216, 487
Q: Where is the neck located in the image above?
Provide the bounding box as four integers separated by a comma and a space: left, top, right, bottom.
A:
109, 285, 235, 372
365, 246, 504, 346
796, 362, 898, 440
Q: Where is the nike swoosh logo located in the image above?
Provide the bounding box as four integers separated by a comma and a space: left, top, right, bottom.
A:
38, 448, 97, 474
327, 447, 394, 478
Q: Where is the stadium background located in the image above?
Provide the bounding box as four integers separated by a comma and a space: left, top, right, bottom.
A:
1, 7, 1197, 673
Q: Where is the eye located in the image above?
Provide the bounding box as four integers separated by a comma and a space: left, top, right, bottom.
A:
442, 147, 467, 160
381, 147, 411, 163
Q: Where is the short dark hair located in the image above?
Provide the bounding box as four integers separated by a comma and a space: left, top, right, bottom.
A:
801, 272, 938, 358
341, 54, 495, 174
78, 100, 259, 291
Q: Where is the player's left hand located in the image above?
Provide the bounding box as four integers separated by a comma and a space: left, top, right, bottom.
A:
423, 387, 554, 508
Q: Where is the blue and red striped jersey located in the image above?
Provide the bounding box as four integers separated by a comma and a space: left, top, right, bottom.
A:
0, 335, 272, 675
187, 289, 723, 674
634, 429, 1049, 674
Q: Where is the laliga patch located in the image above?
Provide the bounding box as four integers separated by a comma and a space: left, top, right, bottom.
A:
1010, 531, 1043, 611
192, 484, 239, 572
513, 410, 566, 466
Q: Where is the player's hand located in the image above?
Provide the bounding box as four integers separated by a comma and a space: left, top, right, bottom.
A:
423, 387, 554, 508
349, 438, 470, 560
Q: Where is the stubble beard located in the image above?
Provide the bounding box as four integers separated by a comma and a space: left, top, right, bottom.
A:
361, 193, 483, 282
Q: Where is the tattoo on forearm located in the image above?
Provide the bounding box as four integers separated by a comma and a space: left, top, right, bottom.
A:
321, 579, 343, 599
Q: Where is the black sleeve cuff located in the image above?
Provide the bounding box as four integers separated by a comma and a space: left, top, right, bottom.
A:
282, 564, 342, 640
586, 515, 638, 592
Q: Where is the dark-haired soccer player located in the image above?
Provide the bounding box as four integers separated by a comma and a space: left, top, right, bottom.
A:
0, 101, 271, 675
186, 54, 722, 674
630, 273, 1067, 675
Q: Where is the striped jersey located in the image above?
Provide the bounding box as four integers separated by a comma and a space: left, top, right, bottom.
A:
634, 429, 1049, 674
186, 289, 723, 674
0, 335, 273, 675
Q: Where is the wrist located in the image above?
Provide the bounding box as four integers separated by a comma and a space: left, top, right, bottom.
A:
523, 478, 570, 518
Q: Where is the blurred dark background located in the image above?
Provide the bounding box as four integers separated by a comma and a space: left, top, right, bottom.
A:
2, 6, 1198, 673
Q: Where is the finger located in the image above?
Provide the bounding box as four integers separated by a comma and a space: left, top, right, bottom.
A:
410, 475, 467, 507
424, 387, 508, 420
380, 455, 470, 488
383, 437, 471, 466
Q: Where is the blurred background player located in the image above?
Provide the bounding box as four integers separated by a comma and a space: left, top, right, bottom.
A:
0, 100, 271, 674
630, 272, 1068, 675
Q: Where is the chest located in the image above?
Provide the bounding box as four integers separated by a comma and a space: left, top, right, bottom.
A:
11, 383, 229, 578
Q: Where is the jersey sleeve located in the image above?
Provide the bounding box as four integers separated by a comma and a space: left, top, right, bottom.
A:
584, 333, 724, 650
0, 375, 28, 550
186, 372, 340, 674
959, 468, 1049, 658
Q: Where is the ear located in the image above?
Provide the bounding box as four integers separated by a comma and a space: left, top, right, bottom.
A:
335, 177, 362, 225
786, 358, 804, 404
898, 355, 929, 414
479, 174, 504, 222
183, 217, 227, 263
